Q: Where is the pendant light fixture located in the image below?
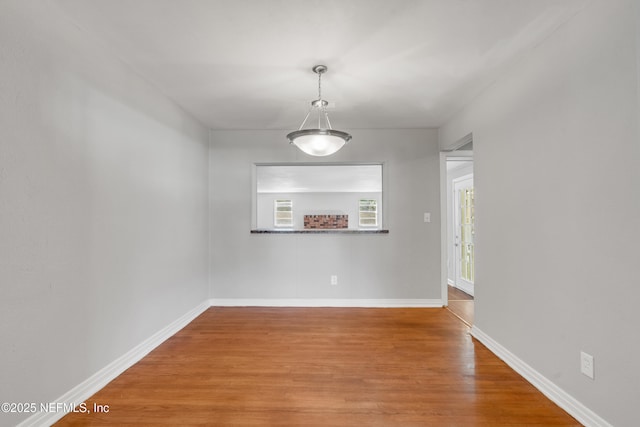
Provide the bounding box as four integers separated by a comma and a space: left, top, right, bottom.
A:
287, 65, 352, 156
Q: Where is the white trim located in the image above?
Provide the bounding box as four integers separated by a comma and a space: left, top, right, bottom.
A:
454, 281, 474, 297
470, 326, 613, 427
17, 301, 210, 427
448, 282, 474, 298
210, 298, 443, 308
440, 152, 449, 307
441, 150, 473, 307
446, 150, 473, 160
251, 163, 258, 229
441, 132, 473, 152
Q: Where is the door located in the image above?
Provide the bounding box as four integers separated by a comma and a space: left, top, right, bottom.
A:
453, 175, 475, 296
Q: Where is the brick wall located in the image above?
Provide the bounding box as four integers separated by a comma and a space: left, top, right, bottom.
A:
304, 214, 348, 229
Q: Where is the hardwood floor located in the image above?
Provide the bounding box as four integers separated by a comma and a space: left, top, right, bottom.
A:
56, 307, 579, 426
447, 285, 474, 326
448, 285, 473, 301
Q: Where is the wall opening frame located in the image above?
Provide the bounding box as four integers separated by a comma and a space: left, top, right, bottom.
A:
251, 162, 388, 233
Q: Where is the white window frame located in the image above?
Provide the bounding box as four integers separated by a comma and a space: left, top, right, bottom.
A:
274, 199, 293, 228
358, 199, 378, 227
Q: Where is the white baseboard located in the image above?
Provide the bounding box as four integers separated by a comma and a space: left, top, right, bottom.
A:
210, 298, 443, 308
454, 282, 474, 297
17, 300, 210, 427
470, 326, 612, 427
447, 280, 475, 298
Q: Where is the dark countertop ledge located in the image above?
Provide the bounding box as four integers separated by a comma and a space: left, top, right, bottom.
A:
250, 229, 389, 234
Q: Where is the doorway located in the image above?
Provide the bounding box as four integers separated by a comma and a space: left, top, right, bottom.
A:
442, 154, 474, 326
453, 175, 474, 296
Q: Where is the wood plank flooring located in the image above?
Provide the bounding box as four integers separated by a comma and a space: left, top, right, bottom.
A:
447, 285, 474, 326
448, 285, 474, 301
56, 307, 579, 426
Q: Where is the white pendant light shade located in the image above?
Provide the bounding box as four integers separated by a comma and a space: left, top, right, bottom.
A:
287, 65, 351, 156
288, 129, 351, 156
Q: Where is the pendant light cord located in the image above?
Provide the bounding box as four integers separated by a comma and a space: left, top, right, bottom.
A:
317, 70, 331, 129
296, 65, 333, 131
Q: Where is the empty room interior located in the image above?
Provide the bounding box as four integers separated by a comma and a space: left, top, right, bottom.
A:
1, 0, 639, 426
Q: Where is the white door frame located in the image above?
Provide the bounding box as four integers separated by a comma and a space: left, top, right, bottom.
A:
439, 150, 473, 307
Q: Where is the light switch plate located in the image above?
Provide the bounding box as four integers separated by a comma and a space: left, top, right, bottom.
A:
424, 213, 431, 223
580, 351, 594, 379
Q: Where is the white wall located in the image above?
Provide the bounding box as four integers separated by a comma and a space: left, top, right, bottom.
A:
0, 2, 209, 425
257, 192, 382, 230
210, 129, 441, 301
440, 1, 640, 425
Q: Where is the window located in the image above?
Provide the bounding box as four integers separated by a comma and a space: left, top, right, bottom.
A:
274, 199, 293, 227
359, 199, 378, 227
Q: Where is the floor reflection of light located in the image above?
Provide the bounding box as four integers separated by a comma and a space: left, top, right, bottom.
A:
458, 333, 477, 396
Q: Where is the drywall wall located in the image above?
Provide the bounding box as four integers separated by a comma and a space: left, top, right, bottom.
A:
439, 1, 640, 425
256, 192, 382, 230
0, 2, 209, 425
210, 129, 440, 301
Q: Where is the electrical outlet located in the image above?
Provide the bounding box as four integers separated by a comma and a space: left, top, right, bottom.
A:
330, 275, 338, 285
580, 351, 594, 379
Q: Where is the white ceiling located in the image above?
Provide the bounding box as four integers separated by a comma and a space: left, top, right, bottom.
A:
54, 0, 588, 130
257, 164, 382, 193
446, 160, 473, 172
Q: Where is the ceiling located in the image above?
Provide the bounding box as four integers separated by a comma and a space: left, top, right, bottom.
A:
257, 164, 382, 193
446, 160, 473, 172
54, 0, 588, 130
